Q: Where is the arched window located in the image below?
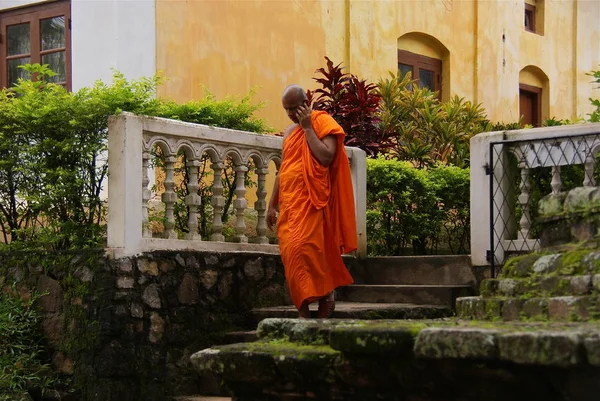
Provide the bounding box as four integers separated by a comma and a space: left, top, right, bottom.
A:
397, 32, 449, 100
519, 65, 549, 127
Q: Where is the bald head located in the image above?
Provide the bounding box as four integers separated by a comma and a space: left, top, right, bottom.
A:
282, 84, 307, 123
282, 84, 307, 102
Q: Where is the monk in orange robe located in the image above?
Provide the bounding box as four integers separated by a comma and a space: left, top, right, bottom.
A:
267, 85, 357, 319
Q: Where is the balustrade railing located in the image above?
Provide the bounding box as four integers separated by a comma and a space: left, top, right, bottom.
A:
470, 123, 600, 275
107, 113, 367, 258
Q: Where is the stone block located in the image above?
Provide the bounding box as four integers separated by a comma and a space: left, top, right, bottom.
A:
329, 326, 415, 355
583, 332, 600, 366
159, 259, 176, 273
52, 351, 74, 375
414, 328, 498, 360
42, 314, 63, 346
244, 258, 264, 281
593, 274, 600, 291
564, 187, 600, 212
257, 318, 334, 345
177, 273, 199, 305
186, 255, 200, 269
522, 298, 547, 319
37, 275, 63, 314
118, 258, 133, 272
138, 258, 159, 276
143, 284, 162, 309
571, 219, 598, 243
73, 266, 94, 282
200, 269, 218, 290
502, 299, 524, 321
582, 251, 600, 273
149, 312, 165, 343
532, 254, 562, 275
538, 192, 567, 217
498, 331, 584, 367
456, 297, 485, 319
569, 275, 592, 295
483, 298, 503, 320
204, 254, 219, 266
131, 302, 144, 318
497, 279, 520, 296
547, 296, 591, 321
479, 279, 499, 297
218, 271, 233, 299
116, 276, 135, 289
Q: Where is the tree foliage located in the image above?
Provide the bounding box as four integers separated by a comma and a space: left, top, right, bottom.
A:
0, 64, 269, 249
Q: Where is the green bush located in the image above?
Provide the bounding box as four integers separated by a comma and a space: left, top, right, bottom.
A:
0, 64, 270, 250
367, 157, 470, 256
0, 287, 57, 401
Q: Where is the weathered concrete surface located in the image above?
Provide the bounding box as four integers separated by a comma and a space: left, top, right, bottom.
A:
360, 255, 476, 286
191, 318, 600, 401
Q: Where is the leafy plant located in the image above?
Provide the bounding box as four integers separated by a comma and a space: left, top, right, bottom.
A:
377, 71, 488, 168
0, 64, 270, 249
366, 157, 469, 256
589, 69, 600, 122
309, 57, 391, 156
0, 286, 58, 401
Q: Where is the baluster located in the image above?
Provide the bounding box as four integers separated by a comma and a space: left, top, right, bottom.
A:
254, 163, 270, 244
162, 155, 178, 239
210, 160, 225, 241
518, 166, 532, 240
584, 155, 595, 187
551, 166, 562, 194
234, 163, 249, 243
142, 151, 152, 238
184, 159, 202, 240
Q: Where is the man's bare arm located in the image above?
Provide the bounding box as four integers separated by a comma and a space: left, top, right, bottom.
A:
266, 124, 295, 230
296, 104, 337, 166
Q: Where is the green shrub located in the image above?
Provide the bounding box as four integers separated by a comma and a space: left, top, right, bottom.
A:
0, 287, 57, 401
366, 157, 469, 256
0, 64, 270, 250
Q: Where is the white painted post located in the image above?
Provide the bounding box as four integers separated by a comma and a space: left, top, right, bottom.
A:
349, 147, 367, 259
107, 114, 144, 254
469, 130, 506, 267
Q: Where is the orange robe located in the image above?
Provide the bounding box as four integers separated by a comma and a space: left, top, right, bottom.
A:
277, 111, 357, 309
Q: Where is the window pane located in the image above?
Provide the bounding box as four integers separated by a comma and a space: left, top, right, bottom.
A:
399, 64, 413, 79
41, 16, 65, 51
8, 57, 31, 86
7, 23, 31, 56
42, 51, 66, 83
419, 69, 435, 91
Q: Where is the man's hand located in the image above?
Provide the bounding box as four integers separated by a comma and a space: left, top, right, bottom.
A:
296, 104, 313, 130
267, 206, 277, 231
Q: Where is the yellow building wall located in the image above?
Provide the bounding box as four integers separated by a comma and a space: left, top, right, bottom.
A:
155, 0, 600, 204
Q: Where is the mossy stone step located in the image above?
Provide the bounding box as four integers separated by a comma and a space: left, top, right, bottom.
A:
501, 250, 600, 278
480, 275, 600, 298
249, 301, 452, 323
456, 295, 600, 321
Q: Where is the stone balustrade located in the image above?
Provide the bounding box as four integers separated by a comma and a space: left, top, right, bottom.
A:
107, 112, 367, 258
470, 122, 600, 270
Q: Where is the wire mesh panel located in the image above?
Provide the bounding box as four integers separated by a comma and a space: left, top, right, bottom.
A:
489, 132, 600, 277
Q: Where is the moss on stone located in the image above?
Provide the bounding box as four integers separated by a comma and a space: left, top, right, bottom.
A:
556, 249, 590, 275
502, 253, 543, 278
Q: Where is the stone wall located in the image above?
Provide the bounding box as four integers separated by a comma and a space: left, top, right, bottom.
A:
0, 250, 288, 401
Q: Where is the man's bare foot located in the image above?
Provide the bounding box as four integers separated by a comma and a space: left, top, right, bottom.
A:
317, 292, 335, 318
298, 302, 310, 319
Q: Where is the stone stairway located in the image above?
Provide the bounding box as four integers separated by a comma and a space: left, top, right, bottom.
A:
180, 255, 476, 400
457, 247, 600, 321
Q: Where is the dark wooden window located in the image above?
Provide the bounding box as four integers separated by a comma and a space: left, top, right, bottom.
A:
398, 49, 442, 98
519, 83, 542, 127
0, 0, 71, 89
524, 3, 536, 33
